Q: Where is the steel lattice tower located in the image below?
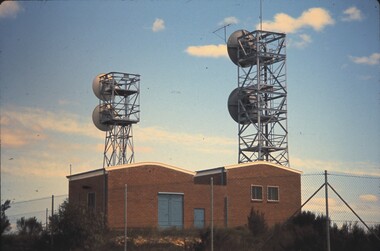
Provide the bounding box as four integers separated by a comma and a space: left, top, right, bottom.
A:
92, 72, 140, 168
227, 30, 289, 166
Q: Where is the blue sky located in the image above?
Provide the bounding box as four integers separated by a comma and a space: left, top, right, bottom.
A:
1, 0, 379, 222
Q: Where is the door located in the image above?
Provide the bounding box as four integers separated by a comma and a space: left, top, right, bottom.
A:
158, 194, 183, 228
194, 208, 205, 228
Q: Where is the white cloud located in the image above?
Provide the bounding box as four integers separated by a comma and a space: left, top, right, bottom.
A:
152, 18, 165, 32
219, 16, 239, 26
135, 126, 235, 150
1, 127, 48, 148
303, 196, 380, 225
1, 106, 105, 178
1, 106, 236, 177
134, 126, 236, 169
291, 33, 312, 48
258, 7, 335, 34
291, 157, 380, 176
303, 197, 350, 215
2, 140, 102, 178
185, 44, 227, 58
358, 75, 373, 81
308, 197, 339, 208
0, 106, 102, 148
342, 6, 363, 22
359, 194, 378, 202
0, 1, 22, 18
349, 53, 380, 65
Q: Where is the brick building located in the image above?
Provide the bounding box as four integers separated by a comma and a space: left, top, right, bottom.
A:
67, 161, 301, 229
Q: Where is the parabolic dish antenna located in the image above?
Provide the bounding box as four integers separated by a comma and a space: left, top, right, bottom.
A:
92, 74, 114, 101
228, 87, 260, 124
92, 104, 114, 131
227, 29, 256, 68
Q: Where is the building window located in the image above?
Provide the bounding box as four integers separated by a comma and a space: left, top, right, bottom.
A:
87, 192, 96, 209
267, 186, 279, 202
251, 185, 263, 201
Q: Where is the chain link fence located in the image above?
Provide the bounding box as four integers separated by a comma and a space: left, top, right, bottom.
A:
3, 171, 379, 233
5, 194, 67, 232
301, 172, 380, 229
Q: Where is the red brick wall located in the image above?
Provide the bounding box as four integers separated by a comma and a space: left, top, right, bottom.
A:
107, 164, 229, 230
68, 163, 300, 230
188, 183, 227, 228
226, 164, 301, 227
108, 164, 189, 229
68, 173, 106, 214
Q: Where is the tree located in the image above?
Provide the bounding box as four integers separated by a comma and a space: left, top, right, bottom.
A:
50, 200, 107, 250
247, 207, 267, 236
17, 217, 43, 236
1, 200, 11, 235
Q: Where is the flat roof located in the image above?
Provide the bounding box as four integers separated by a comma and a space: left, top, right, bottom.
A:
195, 167, 225, 177
67, 168, 106, 181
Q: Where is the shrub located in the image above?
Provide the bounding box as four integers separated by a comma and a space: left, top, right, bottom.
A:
247, 207, 268, 236
17, 217, 43, 236
49, 200, 107, 250
1, 200, 11, 235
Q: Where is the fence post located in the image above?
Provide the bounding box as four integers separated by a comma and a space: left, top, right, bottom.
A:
45, 208, 48, 230
324, 171, 331, 251
124, 184, 128, 251
51, 195, 54, 248
211, 177, 214, 251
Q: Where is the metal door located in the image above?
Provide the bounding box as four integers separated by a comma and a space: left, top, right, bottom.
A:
194, 208, 205, 228
158, 194, 183, 228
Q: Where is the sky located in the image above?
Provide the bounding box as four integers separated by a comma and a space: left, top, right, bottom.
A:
0, 0, 379, 224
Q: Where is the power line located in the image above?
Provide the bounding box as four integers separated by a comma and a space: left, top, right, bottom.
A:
329, 172, 380, 179
10, 194, 67, 205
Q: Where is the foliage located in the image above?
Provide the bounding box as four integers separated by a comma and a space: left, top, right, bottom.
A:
247, 207, 268, 236
263, 211, 380, 251
105, 228, 200, 251
194, 207, 269, 251
195, 227, 257, 251
1, 213, 46, 251
1, 200, 11, 235
330, 222, 380, 251
262, 211, 328, 250
49, 199, 107, 250
16, 217, 43, 236
1, 207, 379, 250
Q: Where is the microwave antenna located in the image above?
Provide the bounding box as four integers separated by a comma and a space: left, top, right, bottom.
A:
92, 72, 140, 167
226, 29, 289, 166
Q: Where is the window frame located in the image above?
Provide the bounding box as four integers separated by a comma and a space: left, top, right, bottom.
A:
251, 185, 263, 202
267, 186, 280, 202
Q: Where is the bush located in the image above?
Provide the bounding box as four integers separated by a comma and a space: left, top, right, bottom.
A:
50, 200, 107, 250
262, 211, 380, 251
1, 200, 11, 235
17, 217, 43, 236
247, 207, 268, 236
262, 211, 327, 250
195, 227, 258, 251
